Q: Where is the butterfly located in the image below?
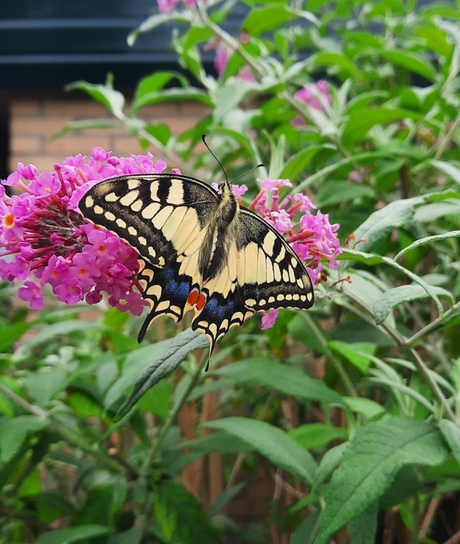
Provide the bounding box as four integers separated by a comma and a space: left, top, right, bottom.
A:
78, 172, 314, 362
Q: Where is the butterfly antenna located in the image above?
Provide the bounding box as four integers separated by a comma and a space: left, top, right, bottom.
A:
202, 135, 265, 183
232, 163, 265, 183
202, 134, 229, 184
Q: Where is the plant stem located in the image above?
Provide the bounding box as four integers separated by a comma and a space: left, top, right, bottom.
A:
140, 354, 208, 474
195, 6, 266, 78
301, 312, 357, 397
405, 301, 460, 348
226, 390, 277, 489
411, 349, 455, 422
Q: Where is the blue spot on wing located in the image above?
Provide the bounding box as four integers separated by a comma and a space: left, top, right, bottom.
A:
203, 293, 235, 320
138, 264, 194, 342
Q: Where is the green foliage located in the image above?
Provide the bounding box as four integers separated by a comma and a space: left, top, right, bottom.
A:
4, 0, 460, 542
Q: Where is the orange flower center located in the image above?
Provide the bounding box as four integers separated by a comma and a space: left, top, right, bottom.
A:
4, 213, 14, 228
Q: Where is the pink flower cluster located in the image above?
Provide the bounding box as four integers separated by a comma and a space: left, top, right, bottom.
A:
295, 81, 331, 111
0, 148, 341, 332
157, 0, 196, 13
292, 81, 331, 127
0, 148, 168, 313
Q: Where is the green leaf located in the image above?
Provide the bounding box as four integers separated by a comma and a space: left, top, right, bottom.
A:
317, 417, 448, 544
134, 71, 186, 98
114, 329, 209, 421
0, 321, 36, 352
213, 78, 259, 124
316, 180, 374, 208
202, 417, 317, 485
343, 397, 386, 420
141, 122, 172, 148
346, 196, 426, 256
280, 145, 332, 182
243, 5, 317, 36
339, 270, 396, 329
348, 503, 378, 544
153, 480, 222, 544
214, 127, 261, 164
439, 419, 460, 465
395, 230, 460, 259
429, 160, 460, 186
288, 313, 328, 354
68, 391, 104, 418
104, 341, 170, 410
414, 202, 460, 222
309, 52, 361, 77
382, 50, 437, 81
132, 87, 213, 113
24, 369, 68, 406
35, 525, 110, 544
312, 444, 347, 489
136, 379, 171, 420
209, 483, 246, 517
176, 432, 252, 466
65, 79, 125, 117
328, 341, 376, 373
215, 358, 344, 406
342, 108, 421, 144
128, 13, 191, 45
373, 284, 454, 325
108, 527, 143, 544
0, 415, 49, 462
416, 27, 452, 58
16, 320, 107, 354
288, 424, 348, 450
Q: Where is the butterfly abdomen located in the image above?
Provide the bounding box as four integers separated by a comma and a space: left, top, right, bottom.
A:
199, 180, 239, 281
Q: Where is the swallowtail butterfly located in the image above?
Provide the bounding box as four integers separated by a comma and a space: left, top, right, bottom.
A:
79, 172, 314, 359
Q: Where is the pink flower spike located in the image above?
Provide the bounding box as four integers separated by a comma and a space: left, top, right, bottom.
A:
0, 145, 176, 315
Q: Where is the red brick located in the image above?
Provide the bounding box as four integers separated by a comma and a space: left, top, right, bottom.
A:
180, 101, 210, 117
10, 135, 43, 155
46, 134, 112, 156
139, 101, 180, 118
11, 117, 75, 137
43, 99, 111, 118
10, 100, 43, 117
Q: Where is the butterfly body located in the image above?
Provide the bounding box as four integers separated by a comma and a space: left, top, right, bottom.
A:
79, 173, 314, 355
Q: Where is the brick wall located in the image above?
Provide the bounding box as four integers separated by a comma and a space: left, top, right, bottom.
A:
9, 92, 208, 173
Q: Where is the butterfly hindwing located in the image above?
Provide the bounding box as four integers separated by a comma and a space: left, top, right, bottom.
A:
136, 257, 196, 342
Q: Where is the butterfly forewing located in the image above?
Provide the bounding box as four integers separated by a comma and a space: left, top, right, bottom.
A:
79, 174, 219, 268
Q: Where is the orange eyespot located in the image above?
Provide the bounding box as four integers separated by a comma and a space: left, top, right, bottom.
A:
187, 288, 207, 310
